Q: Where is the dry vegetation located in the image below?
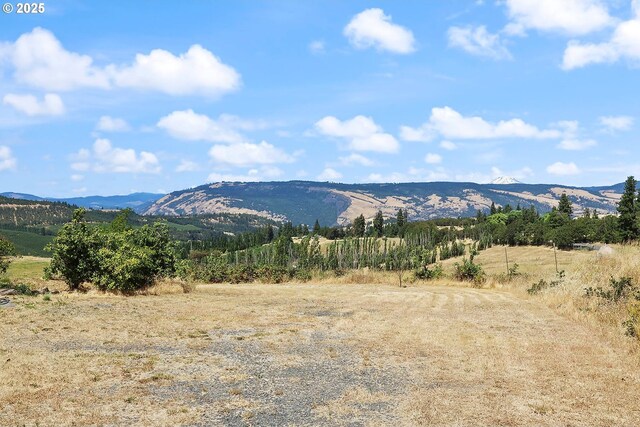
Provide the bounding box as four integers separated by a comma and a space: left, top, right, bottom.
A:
2, 246, 640, 425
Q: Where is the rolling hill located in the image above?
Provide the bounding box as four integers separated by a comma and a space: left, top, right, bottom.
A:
144, 180, 624, 226
0, 192, 163, 213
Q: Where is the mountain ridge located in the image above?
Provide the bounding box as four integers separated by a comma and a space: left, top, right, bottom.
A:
143, 180, 624, 226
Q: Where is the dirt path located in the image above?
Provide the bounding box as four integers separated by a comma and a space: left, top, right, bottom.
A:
1, 283, 639, 426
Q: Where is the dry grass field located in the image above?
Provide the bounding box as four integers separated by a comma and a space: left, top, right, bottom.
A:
2, 247, 640, 426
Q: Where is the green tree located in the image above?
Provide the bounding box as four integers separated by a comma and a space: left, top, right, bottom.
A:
266, 224, 275, 242
490, 202, 497, 215
618, 176, 638, 241
353, 214, 366, 237
312, 219, 321, 235
0, 235, 16, 275
396, 209, 405, 228
373, 210, 384, 236
558, 193, 573, 216
46, 208, 100, 290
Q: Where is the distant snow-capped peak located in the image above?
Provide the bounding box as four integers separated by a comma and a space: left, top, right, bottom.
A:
490, 176, 521, 185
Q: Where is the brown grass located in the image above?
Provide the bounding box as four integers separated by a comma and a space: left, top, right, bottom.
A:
2, 246, 640, 425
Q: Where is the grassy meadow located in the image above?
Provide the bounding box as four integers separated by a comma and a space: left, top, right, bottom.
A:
1, 245, 640, 425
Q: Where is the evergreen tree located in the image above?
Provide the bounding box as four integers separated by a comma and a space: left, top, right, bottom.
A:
373, 210, 384, 236
266, 224, 275, 242
312, 219, 321, 234
396, 209, 405, 228
353, 214, 366, 237
558, 193, 573, 216
617, 176, 638, 241
490, 202, 497, 215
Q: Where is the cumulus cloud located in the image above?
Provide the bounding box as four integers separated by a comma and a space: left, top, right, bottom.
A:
503, 0, 613, 36
344, 8, 416, 54
110, 45, 240, 96
366, 167, 449, 183
599, 115, 634, 131
314, 115, 399, 153
207, 166, 283, 183
175, 160, 200, 172
562, 4, 640, 70
96, 115, 130, 132
400, 106, 561, 141
70, 139, 160, 174
157, 110, 268, 143
0, 28, 240, 97
557, 138, 597, 150
3, 93, 64, 116
546, 161, 581, 175
440, 140, 458, 150
208, 141, 294, 166
0, 146, 17, 171
317, 168, 343, 181
447, 26, 511, 59
338, 153, 374, 167
424, 153, 442, 164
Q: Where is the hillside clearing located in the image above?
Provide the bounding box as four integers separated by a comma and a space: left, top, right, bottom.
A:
1, 280, 639, 426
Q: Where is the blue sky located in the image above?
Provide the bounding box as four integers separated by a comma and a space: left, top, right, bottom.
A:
0, 0, 639, 197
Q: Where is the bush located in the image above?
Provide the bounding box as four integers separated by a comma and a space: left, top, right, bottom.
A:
584, 276, 634, 302
414, 263, 443, 280
255, 265, 290, 283
47, 209, 176, 293
46, 209, 100, 290
0, 236, 16, 275
454, 257, 485, 284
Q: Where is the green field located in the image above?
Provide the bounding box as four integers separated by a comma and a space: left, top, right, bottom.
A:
0, 229, 53, 257
4, 256, 49, 282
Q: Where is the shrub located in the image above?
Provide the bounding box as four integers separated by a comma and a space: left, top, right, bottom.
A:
584, 276, 634, 302
255, 265, 290, 283
0, 236, 16, 275
624, 302, 640, 338
227, 264, 254, 284
414, 263, 443, 280
527, 271, 564, 295
47, 209, 176, 293
454, 257, 485, 284
46, 209, 101, 290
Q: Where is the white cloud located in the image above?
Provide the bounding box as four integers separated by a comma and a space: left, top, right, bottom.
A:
208, 141, 294, 166
338, 153, 374, 166
71, 139, 160, 174
71, 174, 84, 182
0, 28, 240, 97
309, 40, 325, 54
207, 166, 283, 183
400, 106, 561, 141
110, 44, 240, 96
557, 138, 597, 150
503, 0, 613, 36
424, 153, 442, 164
317, 167, 343, 181
157, 110, 269, 143
366, 167, 449, 183
599, 115, 634, 131
315, 115, 399, 153
546, 161, 581, 175
447, 26, 511, 59
344, 8, 416, 54
0, 146, 17, 171
96, 116, 130, 132
4, 27, 110, 90
3, 93, 64, 116
175, 160, 200, 172
562, 6, 640, 70
440, 140, 458, 150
